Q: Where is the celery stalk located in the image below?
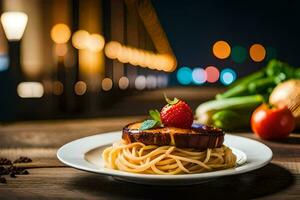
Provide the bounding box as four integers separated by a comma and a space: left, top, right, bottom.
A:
195, 95, 264, 125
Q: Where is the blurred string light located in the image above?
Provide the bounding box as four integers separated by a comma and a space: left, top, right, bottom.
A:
104, 41, 121, 59
102, 78, 113, 91
104, 41, 177, 72
0, 54, 9, 71
1, 12, 28, 41
220, 68, 237, 85
192, 68, 207, 85
50, 24, 71, 44
53, 81, 63, 95
72, 30, 105, 52
177, 67, 192, 85
87, 34, 105, 52
146, 75, 157, 89
157, 75, 168, 88
205, 66, 219, 83
74, 81, 87, 95
231, 45, 247, 63
118, 76, 129, 90
212, 40, 231, 59
266, 47, 277, 61
17, 82, 44, 98
72, 30, 90, 49
135, 75, 146, 90
249, 44, 266, 62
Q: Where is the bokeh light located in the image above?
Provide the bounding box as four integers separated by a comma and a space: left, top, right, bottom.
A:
231, 45, 247, 63
146, 75, 157, 89
135, 75, 146, 90
157, 75, 168, 88
104, 41, 122, 59
17, 82, 44, 98
51, 24, 71, 44
74, 81, 87, 95
129, 48, 143, 66
118, 46, 132, 63
220, 68, 237, 85
192, 68, 207, 85
87, 34, 105, 52
53, 81, 63, 95
249, 44, 266, 62
104, 42, 176, 72
118, 76, 129, 90
0, 54, 9, 71
212, 40, 231, 59
72, 30, 90, 50
102, 78, 113, 91
205, 66, 220, 83
140, 52, 153, 68
266, 47, 277, 60
177, 67, 192, 85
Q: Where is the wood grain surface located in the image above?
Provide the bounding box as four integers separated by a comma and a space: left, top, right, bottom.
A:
0, 116, 299, 200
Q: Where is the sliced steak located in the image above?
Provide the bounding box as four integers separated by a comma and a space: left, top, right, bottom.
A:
122, 122, 224, 150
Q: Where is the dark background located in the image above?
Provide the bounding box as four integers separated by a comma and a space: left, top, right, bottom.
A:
152, 0, 300, 83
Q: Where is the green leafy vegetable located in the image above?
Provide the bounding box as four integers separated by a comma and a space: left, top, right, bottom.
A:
139, 109, 162, 130
139, 120, 158, 130
149, 109, 161, 124
216, 59, 300, 100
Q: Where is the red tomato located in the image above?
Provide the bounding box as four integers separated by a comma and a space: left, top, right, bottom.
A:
251, 104, 295, 140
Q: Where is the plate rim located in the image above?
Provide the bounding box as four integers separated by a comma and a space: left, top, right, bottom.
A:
57, 131, 273, 180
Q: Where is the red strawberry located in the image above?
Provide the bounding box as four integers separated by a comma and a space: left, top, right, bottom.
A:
160, 97, 193, 129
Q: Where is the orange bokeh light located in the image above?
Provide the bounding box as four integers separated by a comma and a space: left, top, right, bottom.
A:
51, 24, 71, 44
104, 42, 177, 72
212, 40, 231, 59
74, 81, 87, 95
72, 30, 90, 50
53, 81, 63, 95
249, 44, 266, 62
102, 78, 113, 91
104, 41, 122, 59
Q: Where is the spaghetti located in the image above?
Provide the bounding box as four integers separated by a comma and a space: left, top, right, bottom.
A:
102, 140, 236, 175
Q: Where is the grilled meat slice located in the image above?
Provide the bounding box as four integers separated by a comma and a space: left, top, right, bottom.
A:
122, 122, 224, 150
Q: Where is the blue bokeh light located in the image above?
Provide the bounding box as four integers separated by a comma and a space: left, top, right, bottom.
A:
0, 54, 9, 72
177, 66, 192, 85
220, 68, 237, 85
192, 68, 206, 85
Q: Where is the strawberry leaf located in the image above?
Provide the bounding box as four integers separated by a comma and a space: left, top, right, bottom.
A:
166, 97, 179, 105
149, 109, 161, 124
139, 120, 158, 130
164, 93, 179, 105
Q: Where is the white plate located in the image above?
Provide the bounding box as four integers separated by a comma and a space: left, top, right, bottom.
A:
57, 132, 272, 185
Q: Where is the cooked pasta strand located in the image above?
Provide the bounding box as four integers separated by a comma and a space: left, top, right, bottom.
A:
102, 140, 236, 175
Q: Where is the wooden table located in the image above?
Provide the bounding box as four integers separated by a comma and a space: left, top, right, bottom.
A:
0, 117, 299, 200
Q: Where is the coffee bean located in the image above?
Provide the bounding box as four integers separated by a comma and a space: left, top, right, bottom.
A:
0, 156, 31, 182
0, 158, 12, 165
0, 166, 9, 175
13, 156, 32, 164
